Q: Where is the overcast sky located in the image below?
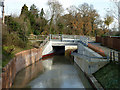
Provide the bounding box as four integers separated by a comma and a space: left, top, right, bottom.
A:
0, 0, 116, 17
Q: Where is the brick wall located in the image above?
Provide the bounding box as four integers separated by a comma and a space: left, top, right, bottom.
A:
2, 47, 43, 88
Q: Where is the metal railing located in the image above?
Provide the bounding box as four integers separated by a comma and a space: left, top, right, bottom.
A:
40, 35, 49, 47
28, 34, 94, 42
109, 50, 120, 62
28, 35, 48, 41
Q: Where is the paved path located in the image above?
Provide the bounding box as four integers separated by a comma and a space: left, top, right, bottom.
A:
90, 42, 119, 61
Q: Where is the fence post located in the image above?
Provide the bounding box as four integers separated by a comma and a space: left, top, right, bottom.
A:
118, 52, 120, 64
110, 50, 112, 62
113, 51, 115, 62
107, 53, 109, 62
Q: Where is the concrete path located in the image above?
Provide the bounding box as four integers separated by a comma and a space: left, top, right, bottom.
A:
90, 42, 119, 61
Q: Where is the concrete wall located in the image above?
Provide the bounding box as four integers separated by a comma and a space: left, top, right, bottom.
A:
74, 43, 108, 74
74, 56, 107, 74
2, 47, 43, 88
78, 43, 102, 57
42, 41, 53, 56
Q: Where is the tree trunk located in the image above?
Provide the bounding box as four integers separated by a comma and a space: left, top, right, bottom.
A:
49, 14, 54, 34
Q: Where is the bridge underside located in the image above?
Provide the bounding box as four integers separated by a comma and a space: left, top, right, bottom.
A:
53, 46, 65, 55
51, 41, 78, 46
52, 41, 77, 55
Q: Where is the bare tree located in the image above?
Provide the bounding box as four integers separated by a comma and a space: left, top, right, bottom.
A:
66, 5, 78, 16
108, 0, 120, 31
47, 0, 64, 34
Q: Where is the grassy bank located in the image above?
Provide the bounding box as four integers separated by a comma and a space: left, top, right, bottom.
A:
2, 45, 34, 68
93, 62, 120, 89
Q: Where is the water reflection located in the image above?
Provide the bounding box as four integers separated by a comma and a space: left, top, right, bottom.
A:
42, 58, 53, 70
12, 60, 45, 88
29, 65, 85, 88
12, 55, 92, 88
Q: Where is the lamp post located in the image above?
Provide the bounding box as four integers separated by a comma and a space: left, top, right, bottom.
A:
0, 0, 5, 24
118, 1, 120, 31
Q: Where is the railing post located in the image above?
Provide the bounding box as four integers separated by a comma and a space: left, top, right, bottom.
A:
49, 34, 51, 41
113, 51, 115, 62
61, 34, 63, 41
88, 65, 91, 74
75, 35, 76, 42
73, 35, 75, 43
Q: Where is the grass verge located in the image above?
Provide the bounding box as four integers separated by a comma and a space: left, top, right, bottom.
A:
93, 62, 120, 89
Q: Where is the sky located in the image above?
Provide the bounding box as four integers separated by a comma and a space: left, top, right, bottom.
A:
0, 0, 115, 17
0, 0, 119, 28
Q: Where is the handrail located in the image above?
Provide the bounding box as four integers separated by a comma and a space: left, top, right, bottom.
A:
71, 52, 109, 62
72, 52, 108, 59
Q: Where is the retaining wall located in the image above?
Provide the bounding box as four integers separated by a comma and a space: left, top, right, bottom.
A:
74, 43, 108, 74
42, 41, 53, 58
2, 47, 43, 88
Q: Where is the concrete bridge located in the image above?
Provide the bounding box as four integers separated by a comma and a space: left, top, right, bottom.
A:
28, 34, 92, 56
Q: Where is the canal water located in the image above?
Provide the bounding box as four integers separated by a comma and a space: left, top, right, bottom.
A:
12, 55, 92, 88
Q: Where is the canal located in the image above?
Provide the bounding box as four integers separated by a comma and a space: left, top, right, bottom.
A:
12, 54, 92, 88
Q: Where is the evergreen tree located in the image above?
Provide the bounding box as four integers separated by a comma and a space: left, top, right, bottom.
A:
20, 4, 29, 16
40, 8, 44, 18
30, 4, 39, 18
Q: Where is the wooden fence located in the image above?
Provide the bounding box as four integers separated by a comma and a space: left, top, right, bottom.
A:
96, 36, 120, 51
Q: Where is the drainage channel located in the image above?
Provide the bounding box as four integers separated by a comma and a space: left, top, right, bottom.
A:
12, 55, 92, 88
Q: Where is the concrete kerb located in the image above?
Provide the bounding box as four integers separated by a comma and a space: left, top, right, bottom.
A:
73, 54, 105, 89
74, 60, 104, 89
85, 73, 104, 90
